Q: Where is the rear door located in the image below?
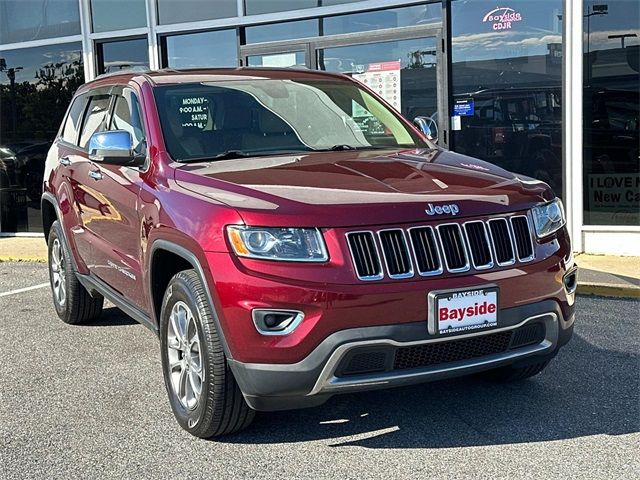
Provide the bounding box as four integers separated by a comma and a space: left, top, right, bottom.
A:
54, 93, 92, 266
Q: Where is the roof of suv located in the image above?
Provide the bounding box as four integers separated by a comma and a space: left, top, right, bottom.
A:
83, 67, 349, 90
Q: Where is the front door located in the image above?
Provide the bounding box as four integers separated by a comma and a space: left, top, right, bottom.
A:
71, 87, 147, 309
241, 26, 448, 147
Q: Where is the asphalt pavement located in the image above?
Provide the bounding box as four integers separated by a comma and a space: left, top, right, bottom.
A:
0, 262, 638, 479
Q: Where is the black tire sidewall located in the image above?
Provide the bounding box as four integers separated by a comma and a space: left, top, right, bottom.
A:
48, 221, 71, 319
159, 272, 217, 435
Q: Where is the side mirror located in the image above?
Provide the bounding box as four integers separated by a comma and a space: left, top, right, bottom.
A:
413, 116, 439, 144
88, 130, 144, 167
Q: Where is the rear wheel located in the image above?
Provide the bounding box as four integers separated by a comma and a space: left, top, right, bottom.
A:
47, 220, 103, 324
160, 269, 254, 438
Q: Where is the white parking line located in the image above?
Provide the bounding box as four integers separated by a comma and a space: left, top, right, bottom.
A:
0, 283, 50, 298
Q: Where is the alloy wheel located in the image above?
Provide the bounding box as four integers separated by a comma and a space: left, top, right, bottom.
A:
51, 238, 66, 307
166, 301, 204, 410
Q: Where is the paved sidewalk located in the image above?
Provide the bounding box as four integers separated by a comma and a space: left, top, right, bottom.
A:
0, 237, 47, 263
1, 237, 638, 298
575, 253, 640, 298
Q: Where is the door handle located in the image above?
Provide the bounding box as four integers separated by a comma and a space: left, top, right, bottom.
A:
59, 156, 71, 166
88, 169, 103, 181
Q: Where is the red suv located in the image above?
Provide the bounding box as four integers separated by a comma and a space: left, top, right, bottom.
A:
42, 69, 577, 437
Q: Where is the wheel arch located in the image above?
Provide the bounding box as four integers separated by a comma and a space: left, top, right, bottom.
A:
41, 192, 59, 243
148, 239, 233, 359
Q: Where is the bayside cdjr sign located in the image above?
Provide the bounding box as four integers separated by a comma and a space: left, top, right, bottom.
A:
483, 6, 523, 30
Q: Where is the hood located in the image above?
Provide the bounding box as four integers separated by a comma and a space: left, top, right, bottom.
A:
174, 148, 555, 227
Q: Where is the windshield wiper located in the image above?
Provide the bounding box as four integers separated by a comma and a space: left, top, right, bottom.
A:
180, 150, 251, 163
314, 145, 400, 152
180, 149, 317, 163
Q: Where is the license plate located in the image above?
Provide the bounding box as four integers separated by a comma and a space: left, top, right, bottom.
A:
428, 285, 499, 336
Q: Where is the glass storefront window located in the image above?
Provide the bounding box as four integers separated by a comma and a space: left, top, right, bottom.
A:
97, 37, 149, 74
247, 51, 306, 68
583, 0, 639, 226
157, 0, 237, 25
243, 5, 441, 44
163, 30, 238, 68
0, 0, 81, 45
245, 19, 319, 44
318, 37, 439, 123
322, 4, 441, 36
245, 0, 361, 16
451, 0, 564, 197
91, 0, 147, 33
0, 42, 84, 232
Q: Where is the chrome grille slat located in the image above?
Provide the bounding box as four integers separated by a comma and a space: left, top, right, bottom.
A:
378, 229, 413, 279
347, 231, 383, 281
408, 226, 442, 275
487, 218, 516, 266
346, 215, 535, 280
463, 221, 493, 269
436, 223, 470, 273
511, 216, 535, 262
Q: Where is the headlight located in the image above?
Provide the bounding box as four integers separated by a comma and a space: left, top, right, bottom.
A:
227, 226, 328, 262
531, 199, 566, 238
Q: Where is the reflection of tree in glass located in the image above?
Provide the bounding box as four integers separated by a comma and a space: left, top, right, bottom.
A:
0, 58, 84, 144
407, 49, 437, 69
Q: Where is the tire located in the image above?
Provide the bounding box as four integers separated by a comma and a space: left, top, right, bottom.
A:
159, 269, 255, 438
480, 359, 551, 383
48, 220, 104, 325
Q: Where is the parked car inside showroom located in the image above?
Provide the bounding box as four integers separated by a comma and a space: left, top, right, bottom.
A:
41, 68, 577, 437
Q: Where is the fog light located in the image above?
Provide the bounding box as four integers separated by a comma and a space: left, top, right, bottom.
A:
252, 309, 304, 335
563, 266, 578, 295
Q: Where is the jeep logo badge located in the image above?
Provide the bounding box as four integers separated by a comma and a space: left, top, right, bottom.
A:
425, 203, 460, 216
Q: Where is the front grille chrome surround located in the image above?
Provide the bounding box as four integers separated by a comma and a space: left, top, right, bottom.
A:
346, 214, 536, 281
377, 229, 414, 279
487, 218, 516, 267
407, 226, 443, 276
510, 215, 536, 262
435, 223, 470, 273
462, 221, 494, 270
346, 231, 384, 281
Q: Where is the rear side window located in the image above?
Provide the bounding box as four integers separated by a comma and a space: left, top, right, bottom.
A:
110, 90, 146, 154
61, 95, 87, 145
79, 95, 111, 149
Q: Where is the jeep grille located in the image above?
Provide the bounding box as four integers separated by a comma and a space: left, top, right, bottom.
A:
347, 214, 535, 281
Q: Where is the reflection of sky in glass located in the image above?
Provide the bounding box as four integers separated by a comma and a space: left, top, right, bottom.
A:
165, 30, 238, 68
0, 43, 82, 85
91, 0, 146, 33
100, 38, 149, 73
452, 0, 562, 62
0, 0, 80, 44
584, 0, 640, 51
319, 38, 437, 73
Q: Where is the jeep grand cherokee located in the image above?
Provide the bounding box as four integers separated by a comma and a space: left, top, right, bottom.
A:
42, 68, 577, 437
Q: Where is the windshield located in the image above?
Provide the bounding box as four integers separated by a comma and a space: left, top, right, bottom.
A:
153, 79, 429, 162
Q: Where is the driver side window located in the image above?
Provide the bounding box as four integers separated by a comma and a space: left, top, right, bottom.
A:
110, 90, 146, 156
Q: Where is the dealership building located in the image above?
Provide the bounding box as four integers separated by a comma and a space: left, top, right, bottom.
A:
0, 0, 638, 255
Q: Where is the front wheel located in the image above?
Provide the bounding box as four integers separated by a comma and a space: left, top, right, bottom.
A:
160, 270, 254, 438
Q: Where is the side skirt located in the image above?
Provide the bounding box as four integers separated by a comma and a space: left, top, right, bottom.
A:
76, 272, 159, 336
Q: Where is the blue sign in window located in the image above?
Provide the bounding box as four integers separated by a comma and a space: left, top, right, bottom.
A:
453, 99, 475, 116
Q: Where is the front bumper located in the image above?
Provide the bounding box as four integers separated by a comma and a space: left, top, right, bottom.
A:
229, 299, 575, 411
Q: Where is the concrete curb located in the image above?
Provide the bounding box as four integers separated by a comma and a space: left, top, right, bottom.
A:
576, 283, 640, 299
0, 256, 47, 263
